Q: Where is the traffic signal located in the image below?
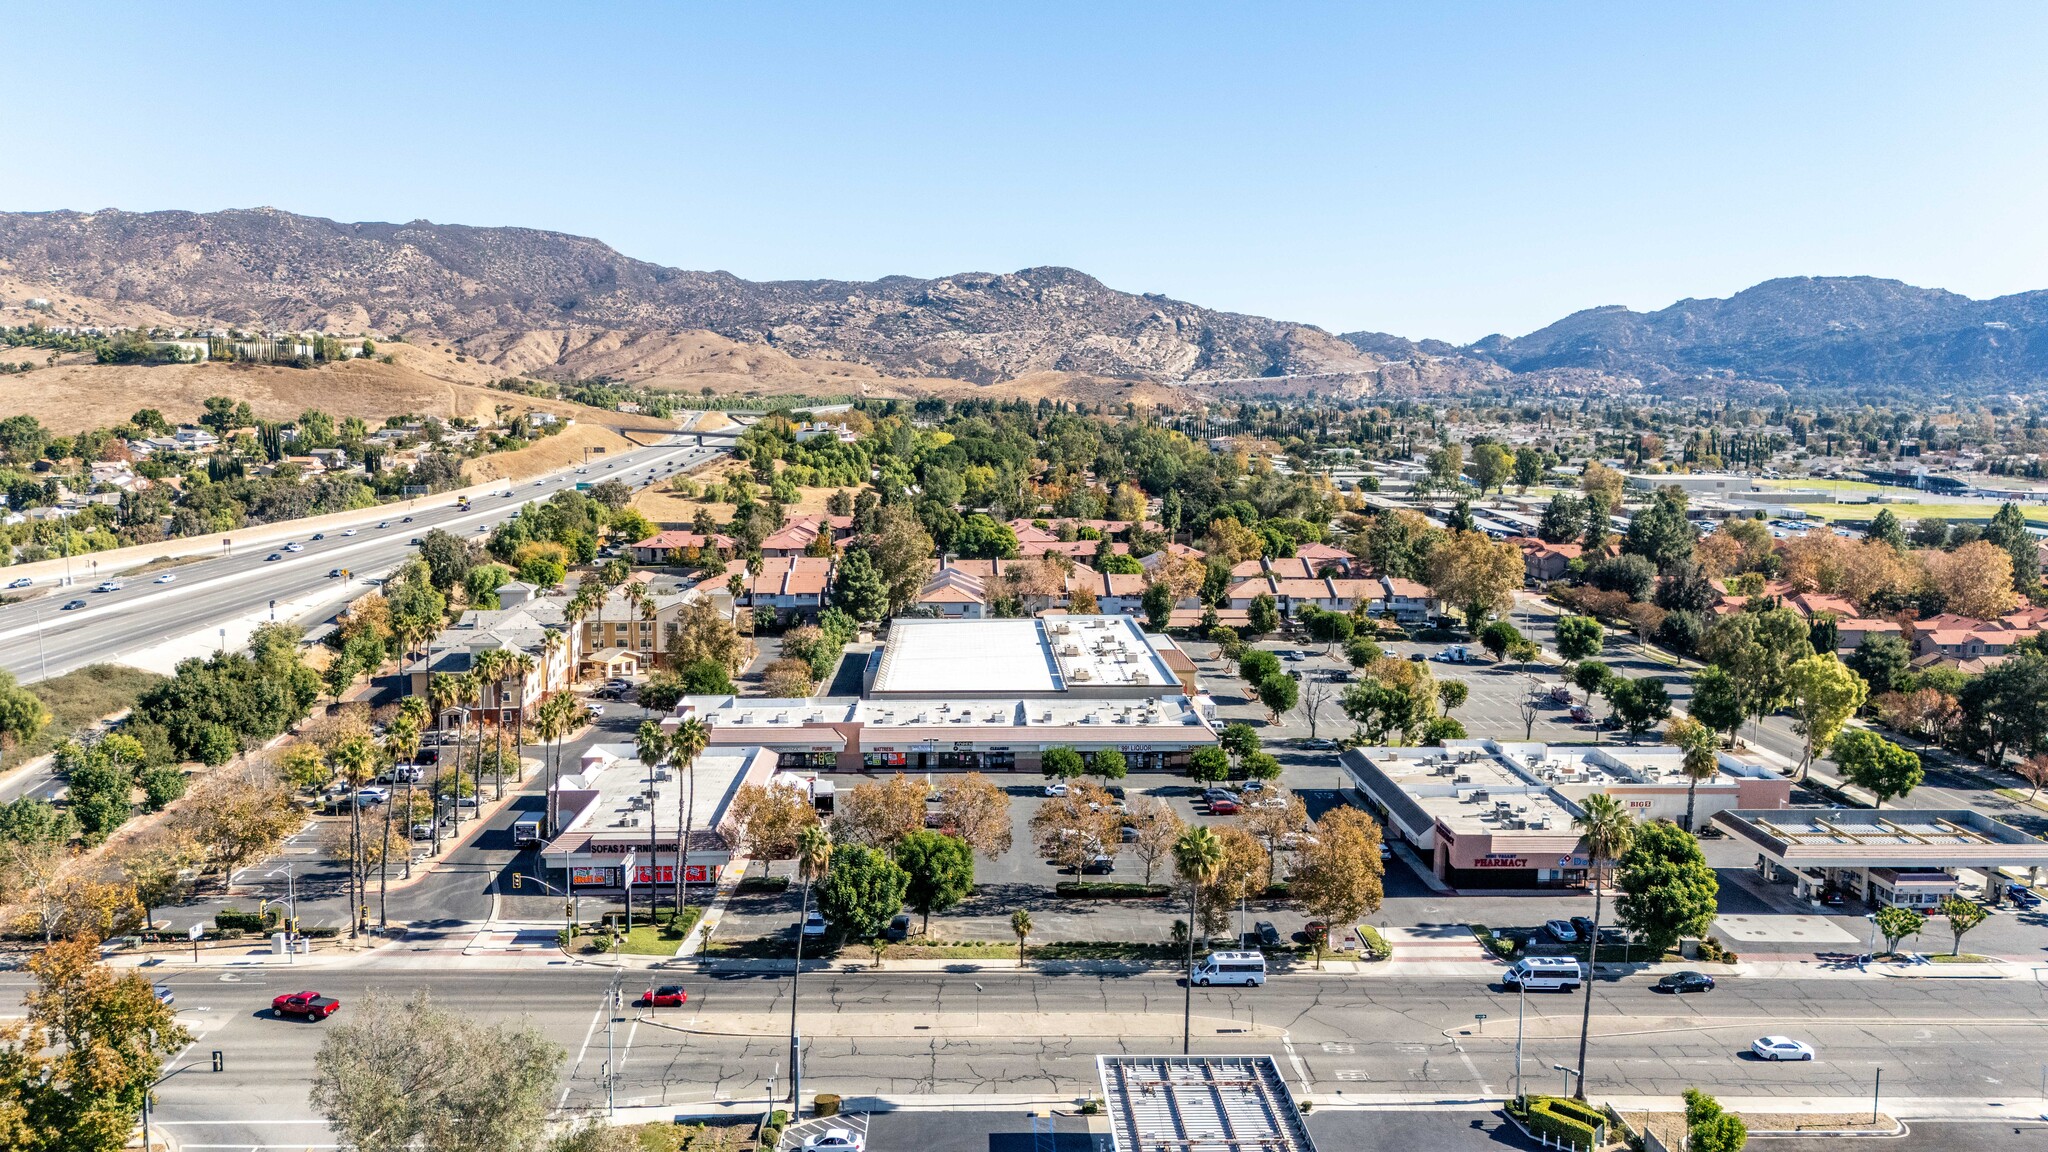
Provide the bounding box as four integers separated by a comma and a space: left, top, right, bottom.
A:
511, 873, 522, 890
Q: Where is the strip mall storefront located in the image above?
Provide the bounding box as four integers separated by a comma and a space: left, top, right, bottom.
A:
551, 832, 732, 896
1434, 821, 1587, 890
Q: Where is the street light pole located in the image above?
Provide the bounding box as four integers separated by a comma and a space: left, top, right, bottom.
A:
1514, 982, 1526, 1100
790, 880, 810, 1111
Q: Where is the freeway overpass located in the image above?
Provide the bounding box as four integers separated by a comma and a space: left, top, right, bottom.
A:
0, 436, 728, 686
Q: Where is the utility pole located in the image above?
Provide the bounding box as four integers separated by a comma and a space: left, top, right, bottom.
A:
605, 978, 621, 1117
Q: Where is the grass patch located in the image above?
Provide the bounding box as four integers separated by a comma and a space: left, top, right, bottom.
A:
570, 907, 703, 956
1928, 952, 1992, 963
1997, 788, 2048, 813
703, 935, 804, 960
124, 553, 211, 577
605, 1118, 758, 1151
1468, 923, 1517, 960
1790, 501, 2048, 525
1055, 881, 1170, 899
1355, 923, 1390, 960
5, 664, 165, 775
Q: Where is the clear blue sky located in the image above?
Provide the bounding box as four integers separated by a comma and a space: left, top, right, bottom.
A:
3, 2, 2044, 342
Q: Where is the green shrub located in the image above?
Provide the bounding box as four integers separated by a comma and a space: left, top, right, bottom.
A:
1519, 1095, 1600, 1152
737, 876, 790, 894
1355, 924, 1391, 960
1468, 923, 1516, 959
215, 907, 274, 932
814, 1094, 841, 1118
1055, 881, 1170, 899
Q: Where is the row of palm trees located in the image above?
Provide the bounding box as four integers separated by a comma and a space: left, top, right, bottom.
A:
631, 715, 712, 925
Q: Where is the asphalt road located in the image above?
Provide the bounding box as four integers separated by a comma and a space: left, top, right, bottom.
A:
100, 965, 2048, 1149
0, 436, 729, 688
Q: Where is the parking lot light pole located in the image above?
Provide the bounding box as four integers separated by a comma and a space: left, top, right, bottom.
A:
1552, 1064, 1578, 1097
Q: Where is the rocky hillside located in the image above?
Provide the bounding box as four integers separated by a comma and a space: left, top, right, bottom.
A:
1373, 276, 2048, 394
0, 207, 1403, 389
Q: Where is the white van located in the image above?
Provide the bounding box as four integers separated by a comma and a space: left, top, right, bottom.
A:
1191, 951, 1267, 987
1502, 956, 1582, 991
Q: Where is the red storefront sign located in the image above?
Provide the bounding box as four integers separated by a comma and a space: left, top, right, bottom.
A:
631, 864, 717, 885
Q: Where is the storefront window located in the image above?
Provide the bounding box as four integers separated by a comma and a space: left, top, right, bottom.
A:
777, 751, 835, 769
864, 752, 908, 768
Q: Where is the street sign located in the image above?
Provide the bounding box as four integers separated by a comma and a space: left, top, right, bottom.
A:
186, 923, 203, 941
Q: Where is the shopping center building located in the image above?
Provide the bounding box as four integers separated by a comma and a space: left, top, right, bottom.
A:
672, 615, 1220, 774
539, 743, 774, 900
1341, 740, 1792, 889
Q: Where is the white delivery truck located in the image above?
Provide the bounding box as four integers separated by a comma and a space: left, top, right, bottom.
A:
511, 817, 543, 849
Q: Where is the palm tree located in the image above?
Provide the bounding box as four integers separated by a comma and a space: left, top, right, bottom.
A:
1173, 825, 1225, 1056
1570, 794, 1635, 1100
1666, 715, 1720, 834
393, 699, 428, 879
379, 716, 417, 923
428, 672, 465, 848
670, 716, 710, 928
471, 649, 507, 802
508, 651, 538, 785
789, 824, 832, 1107
1011, 908, 1032, 968
329, 733, 377, 940
533, 694, 569, 836
636, 720, 670, 920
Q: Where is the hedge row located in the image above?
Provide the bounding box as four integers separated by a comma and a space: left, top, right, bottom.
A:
1055, 882, 1171, 899
1519, 1095, 1601, 1152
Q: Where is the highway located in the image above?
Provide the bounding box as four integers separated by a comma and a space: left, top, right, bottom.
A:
106, 965, 2048, 1149
0, 436, 729, 687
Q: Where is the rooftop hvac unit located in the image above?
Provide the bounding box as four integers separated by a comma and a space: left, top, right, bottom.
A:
1041, 711, 1054, 722
771, 712, 788, 724
1061, 644, 1081, 656
938, 703, 952, 712
1470, 789, 1490, 803
1453, 774, 1470, 784
1071, 667, 1093, 681
1052, 622, 1071, 634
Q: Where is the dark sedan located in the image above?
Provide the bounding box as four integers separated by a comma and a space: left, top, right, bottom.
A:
1655, 971, 1716, 994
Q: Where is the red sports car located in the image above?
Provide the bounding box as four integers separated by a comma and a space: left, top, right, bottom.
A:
641, 985, 689, 1007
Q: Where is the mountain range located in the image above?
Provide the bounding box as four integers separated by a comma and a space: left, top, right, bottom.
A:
0, 206, 2042, 398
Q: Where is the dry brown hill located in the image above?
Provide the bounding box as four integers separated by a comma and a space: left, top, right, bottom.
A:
0, 207, 1517, 405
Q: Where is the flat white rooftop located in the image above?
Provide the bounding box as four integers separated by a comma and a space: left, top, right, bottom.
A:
867, 615, 1179, 697
548, 744, 767, 853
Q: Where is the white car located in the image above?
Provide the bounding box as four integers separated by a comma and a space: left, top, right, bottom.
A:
801, 911, 828, 938
802, 1129, 863, 1152
154, 573, 176, 584
6, 577, 31, 589
94, 580, 123, 593
586, 704, 605, 717
342, 528, 358, 537
283, 542, 303, 553
1042, 781, 1068, 797
1751, 1036, 1815, 1061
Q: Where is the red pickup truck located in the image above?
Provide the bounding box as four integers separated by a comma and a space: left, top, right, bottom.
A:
272, 991, 341, 1020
